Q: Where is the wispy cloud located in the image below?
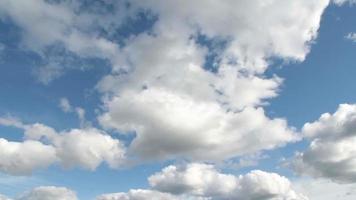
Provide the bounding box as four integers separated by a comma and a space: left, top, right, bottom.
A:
346, 32, 356, 42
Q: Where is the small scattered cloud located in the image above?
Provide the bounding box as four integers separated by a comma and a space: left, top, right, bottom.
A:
59, 98, 72, 113
346, 32, 356, 42
334, 0, 356, 6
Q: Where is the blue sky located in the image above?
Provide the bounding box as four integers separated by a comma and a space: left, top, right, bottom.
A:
1, 1, 356, 200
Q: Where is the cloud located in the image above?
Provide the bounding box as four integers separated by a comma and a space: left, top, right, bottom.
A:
58, 98, 90, 127
0, 195, 11, 200
32, 64, 64, 85
52, 128, 126, 170
346, 33, 356, 42
0, 118, 126, 175
291, 104, 356, 183
0, 0, 332, 163
0, 164, 307, 200
96, 190, 180, 200
293, 178, 356, 200
0, 139, 57, 175
133, 0, 329, 72
333, 0, 356, 5
59, 98, 72, 113
99, 163, 308, 200
17, 186, 78, 200
96, 0, 331, 162
0, 0, 133, 82
99, 88, 297, 161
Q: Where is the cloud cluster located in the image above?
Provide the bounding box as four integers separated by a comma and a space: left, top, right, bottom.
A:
292, 104, 356, 183
0, 164, 307, 199
98, 163, 307, 200
0, 0, 134, 83
97, 0, 331, 162
0, 186, 78, 200
0, 0, 334, 164
0, 118, 126, 175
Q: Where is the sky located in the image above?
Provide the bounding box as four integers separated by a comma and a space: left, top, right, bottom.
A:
0, 0, 356, 200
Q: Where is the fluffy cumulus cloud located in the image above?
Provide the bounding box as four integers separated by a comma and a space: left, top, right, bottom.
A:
99, 88, 296, 161
0, 118, 126, 175
0, 0, 334, 163
98, 163, 307, 200
133, 0, 329, 72
292, 104, 356, 183
97, 0, 332, 162
0, 139, 57, 175
0, 164, 307, 200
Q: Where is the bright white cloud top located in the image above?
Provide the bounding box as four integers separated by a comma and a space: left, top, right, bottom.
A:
98, 163, 307, 200
0, 118, 126, 175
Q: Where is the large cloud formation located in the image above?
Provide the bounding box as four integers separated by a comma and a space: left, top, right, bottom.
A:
0, 118, 126, 175
0, 0, 336, 163
97, 0, 331, 162
292, 104, 356, 183
0, 0, 337, 169
98, 163, 307, 200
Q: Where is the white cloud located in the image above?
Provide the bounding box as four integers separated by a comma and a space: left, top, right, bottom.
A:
17, 186, 78, 200
0, 138, 57, 175
346, 32, 356, 42
0, 164, 307, 200
99, 88, 297, 161
333, 0, 356, 5
292, 104, 356, 183
58, 98, 90, 127
134, 0, 329, 73
0, 0, 333, 163
0, 0, 123, 57
0, 0, 133, 82
0, 118, 126, 175
59, 98, 72, 113
52, 128, 126, 170
97, 190, 180, 200
99, 163, 307, 200
96, 0, 331, 162
33, 64, 64, 85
